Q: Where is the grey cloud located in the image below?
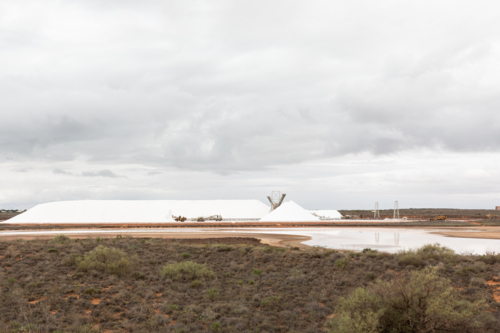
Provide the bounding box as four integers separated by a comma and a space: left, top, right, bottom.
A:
1, 0, 500, 176
53, 168, 71, 175
81, 170, 123, 178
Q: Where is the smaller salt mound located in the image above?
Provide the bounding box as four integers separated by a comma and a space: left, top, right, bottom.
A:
260, 201, 320, 222
310, 210, 342, 220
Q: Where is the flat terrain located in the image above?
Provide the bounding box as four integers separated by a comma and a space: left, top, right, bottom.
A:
340, 208, 500, 220
1, 236, 500, 332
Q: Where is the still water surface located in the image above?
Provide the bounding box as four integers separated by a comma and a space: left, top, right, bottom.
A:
249, 228, 500, 254
1, 227, 499, 254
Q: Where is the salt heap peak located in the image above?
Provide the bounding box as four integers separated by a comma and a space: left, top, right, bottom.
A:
260, 201, 320, 222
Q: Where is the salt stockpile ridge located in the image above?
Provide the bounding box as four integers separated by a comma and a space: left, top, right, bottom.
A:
310, 210, 343, 220
4, 200, 271, 224
260, 201, 320, 222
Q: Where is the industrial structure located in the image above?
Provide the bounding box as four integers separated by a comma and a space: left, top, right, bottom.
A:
267, 191, 286, 211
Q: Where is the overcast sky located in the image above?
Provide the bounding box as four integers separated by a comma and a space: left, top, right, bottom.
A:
1, 0, 500, 210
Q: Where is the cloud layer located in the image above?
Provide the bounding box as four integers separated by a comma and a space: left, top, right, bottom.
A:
1, 0, 500, 208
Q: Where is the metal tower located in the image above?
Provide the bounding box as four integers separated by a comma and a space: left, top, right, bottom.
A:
267, 191, 286, 211
393, 201, 400, 219
374, 202, 380, 219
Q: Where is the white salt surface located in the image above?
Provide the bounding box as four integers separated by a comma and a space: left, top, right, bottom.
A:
310, 210, 342, 220
260, 201, 320, 222
4, 200, 270, 224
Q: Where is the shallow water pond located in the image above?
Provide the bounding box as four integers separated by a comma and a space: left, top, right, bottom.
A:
249, 227, 500, 254
1, 227, 500, 254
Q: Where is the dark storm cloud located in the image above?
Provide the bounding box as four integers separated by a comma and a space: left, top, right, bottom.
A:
1, 0, 500, 174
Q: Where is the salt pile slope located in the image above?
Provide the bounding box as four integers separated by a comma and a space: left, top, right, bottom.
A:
260, 201, 320, 222
310, 210, 342, 220
4, 200, 270, 224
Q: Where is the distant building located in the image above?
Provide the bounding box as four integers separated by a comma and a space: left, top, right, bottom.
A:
496, 206, 500, 211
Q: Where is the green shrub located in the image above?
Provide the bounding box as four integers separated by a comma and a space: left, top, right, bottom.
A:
398, 243, 456, 267
325, 249, 338, 256
237, 280, 244, 285
28, 281, 41, 289
262, 246, 284, 253
348, 252, 361, 258
252, 268, 261, 277
470, 277, 486, 287
456, 265, 478, 276
66, 253, 84, 266
478, 252, 500, 265
260, 296, 281, 307
48, 248, 58, 253
190, 280, 203, 288
76, 245, 135, 276
211, 322, 222, 332
206, 287, 219, 301
182, 253, 190, 259
161, 261, 215, 281
8, 277, 16, 284
248, 279, 255, 285
51, 234, 70, 244
326, 267, 493, 333
213, 244, 232, 252
398, 253, 425, 267
83, 287, 102, 295
168, 304, 179, 310
336, 259, 348, 270
417, 243, 456, 262
366, 272, 376, 280
132, 272, 146, 280
362, 248, 379, 258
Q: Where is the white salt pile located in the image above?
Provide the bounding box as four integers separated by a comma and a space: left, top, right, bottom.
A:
4, 200, 270, 224
260, 201, 320, 222
310, 210, 343, 220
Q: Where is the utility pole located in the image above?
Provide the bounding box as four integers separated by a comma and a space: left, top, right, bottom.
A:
374, 202, 380, 219
393, 201, 400, 219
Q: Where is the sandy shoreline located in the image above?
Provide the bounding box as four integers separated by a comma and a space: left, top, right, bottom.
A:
0, 230, 313, 249
432, 227, 500, 240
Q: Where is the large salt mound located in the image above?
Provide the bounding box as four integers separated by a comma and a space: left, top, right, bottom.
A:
310, 210, 342, 220
260, 201, 320, 222
4, 200, 270, 224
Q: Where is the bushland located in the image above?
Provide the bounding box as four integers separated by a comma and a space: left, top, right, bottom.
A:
0, 236, 499, 332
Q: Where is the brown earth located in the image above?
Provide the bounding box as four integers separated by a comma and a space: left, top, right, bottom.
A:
433, 227, 500, 240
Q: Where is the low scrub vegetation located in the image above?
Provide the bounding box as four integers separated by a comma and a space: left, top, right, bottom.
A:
0, 238, 499, 332
327, 267, 493, 332
161, 261, 215, 281
75, 245, 135, 276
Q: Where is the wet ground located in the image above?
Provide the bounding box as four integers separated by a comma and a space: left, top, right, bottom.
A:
2, 226, 500, 254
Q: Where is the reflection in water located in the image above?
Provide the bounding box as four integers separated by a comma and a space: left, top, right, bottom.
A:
375, 233, 380, 244
394, 233, 400, 246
